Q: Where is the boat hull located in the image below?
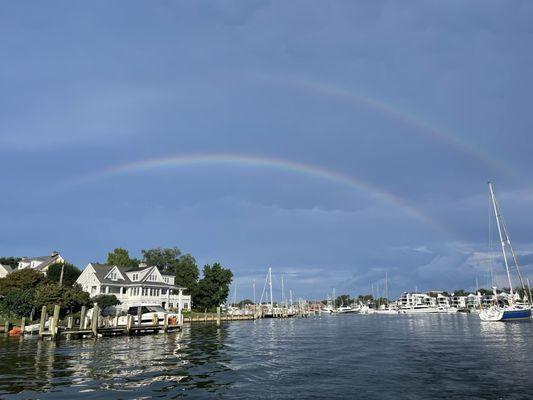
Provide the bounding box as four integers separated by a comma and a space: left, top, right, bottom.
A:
479, 307, 531, 322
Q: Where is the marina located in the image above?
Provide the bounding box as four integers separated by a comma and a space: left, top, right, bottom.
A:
1, 313, 532, 399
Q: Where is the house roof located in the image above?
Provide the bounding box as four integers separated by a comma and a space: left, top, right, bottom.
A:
0, 264, 12, 273
20, 253, 62, 271
89, 263, 184, 289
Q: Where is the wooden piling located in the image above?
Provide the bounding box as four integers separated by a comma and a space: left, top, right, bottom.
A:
216, 307, 221, 327
38, 306, 47, 339
114, 309, 119, 328
91, 305, 99, 337
20, 317, 26, 335
67, 316, 73, 329
4, 318, 9, 336
79, 306, 87, 329
126, 315, 132, 335
51, 305, 60, 340
163, 314, 168, 332
137, 306, 142, 328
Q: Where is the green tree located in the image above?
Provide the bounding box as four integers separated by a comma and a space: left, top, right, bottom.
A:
0, 257, 21, 269
91, 294, 121, 309
91, 294, 121, 314
194, 263, 233, 311
0, 289, 35, 318
237, 299, 254, 307
47, 262, 81, 286
0, 269, 47, 296
453, 289, 469, 296
335, 294, 351, 307
175, 254, 199, 295
142, 247, 181, 273
107, 248, 139, 268
34, 284, 92, 317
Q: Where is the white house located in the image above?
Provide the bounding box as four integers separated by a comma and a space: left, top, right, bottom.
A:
75, 263, 191, 312
18, 251, 64, 274
0, 264, 12, 279
399, 292, 432, 308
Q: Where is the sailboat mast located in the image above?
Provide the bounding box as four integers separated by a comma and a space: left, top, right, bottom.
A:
253, 280, 256, 305
488, 181, 514, 295
269, 267, 274, 310
385, 272, 389, 301
281, 275, 285, 308
290, 289, 293, 307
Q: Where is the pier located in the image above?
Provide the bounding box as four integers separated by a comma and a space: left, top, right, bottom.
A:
0, 304, 311, 340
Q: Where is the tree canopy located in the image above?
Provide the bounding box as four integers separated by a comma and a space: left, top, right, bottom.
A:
174, 254, 199, 295
91, 294, 121, 313
0, 269, 91, 319
142, 247, 181, 273
107, 248, 139, 268
0, 257, 21, 269
194, 263, 233, 311
0, 269, 47, 295
47, 262, 81, 286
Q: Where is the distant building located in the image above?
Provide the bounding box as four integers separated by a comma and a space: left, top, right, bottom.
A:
0, 264, 12, 278
18, 251, 64, 274
399, 292, 432, 307
450, 295, 467, 309
75, 263, 191, 312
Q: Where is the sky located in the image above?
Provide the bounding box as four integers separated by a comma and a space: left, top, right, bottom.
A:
2, 1, 533, 301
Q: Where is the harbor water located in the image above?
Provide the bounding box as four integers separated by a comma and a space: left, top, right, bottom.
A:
0, 314, 532, 399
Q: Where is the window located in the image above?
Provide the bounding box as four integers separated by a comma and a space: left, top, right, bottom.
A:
110, 272, 117, 281
132, 273, 138, 281
183, 303, 189, 310
149, 274, 157, 281
164, 277, 169, 283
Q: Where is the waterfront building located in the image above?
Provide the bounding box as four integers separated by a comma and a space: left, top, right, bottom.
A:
399, 292, 432, 308
76, 263, 191, 312
436, 293, 451, 308
17, 251, 64, 274
0, 263, 12, 278
466, 293, 482, 309
450, 295, 467, 309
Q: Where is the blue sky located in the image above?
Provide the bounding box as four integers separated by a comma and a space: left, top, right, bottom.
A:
2, 1, 533, 301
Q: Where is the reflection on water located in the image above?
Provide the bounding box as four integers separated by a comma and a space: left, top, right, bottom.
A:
0, 315, 532, 399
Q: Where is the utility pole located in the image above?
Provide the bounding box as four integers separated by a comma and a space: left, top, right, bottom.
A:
59, 263, 65, 286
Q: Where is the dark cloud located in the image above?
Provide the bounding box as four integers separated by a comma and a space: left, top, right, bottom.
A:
1, 1, 532, 299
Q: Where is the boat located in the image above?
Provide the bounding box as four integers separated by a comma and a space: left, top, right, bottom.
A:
479, 182, 531, 322
359, 304, 376, 314
336, 305, 358, 313
436, 306, 458, 314
116, 305, 181, 326
398, 305, 438, 314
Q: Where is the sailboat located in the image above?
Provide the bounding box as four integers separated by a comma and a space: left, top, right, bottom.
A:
479, 182, 531, 322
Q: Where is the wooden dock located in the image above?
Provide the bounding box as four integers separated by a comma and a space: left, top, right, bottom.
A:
1, 305, 313, 341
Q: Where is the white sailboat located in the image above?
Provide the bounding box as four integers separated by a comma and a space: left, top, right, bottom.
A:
479, 182, 531, 322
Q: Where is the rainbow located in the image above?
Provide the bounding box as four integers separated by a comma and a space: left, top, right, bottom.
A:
70, 153, 447, 233
251, 73, 517, 181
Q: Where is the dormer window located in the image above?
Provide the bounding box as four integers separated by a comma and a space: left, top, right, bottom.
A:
149, 273, 157, 281
132, 273, 139, 281
110, 272, 117, 281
